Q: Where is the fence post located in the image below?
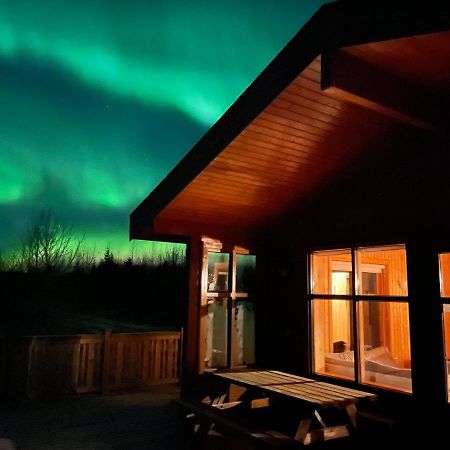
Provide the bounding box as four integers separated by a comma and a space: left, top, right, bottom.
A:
178, 327, 184, 384
102, 329, 112, 395
71, 336, 81, 393
25, 337, 36, 398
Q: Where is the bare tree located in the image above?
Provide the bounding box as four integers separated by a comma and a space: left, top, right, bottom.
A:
0, 250, 7, 271
17, 209, 84, 272
72, 246, 96, 271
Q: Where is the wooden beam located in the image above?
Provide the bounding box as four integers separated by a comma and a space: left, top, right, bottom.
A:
321, 50, 443, 132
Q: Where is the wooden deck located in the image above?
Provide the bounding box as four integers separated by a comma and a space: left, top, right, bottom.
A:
0, 385, 183, 450
0, 383, 425, 450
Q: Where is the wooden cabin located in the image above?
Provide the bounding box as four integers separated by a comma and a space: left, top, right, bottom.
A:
131, 1, 450, 425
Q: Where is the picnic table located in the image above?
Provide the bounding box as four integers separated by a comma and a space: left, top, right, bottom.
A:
201, 368, 378, 445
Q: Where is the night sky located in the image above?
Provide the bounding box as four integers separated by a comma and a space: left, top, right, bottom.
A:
0, 0, 325, 258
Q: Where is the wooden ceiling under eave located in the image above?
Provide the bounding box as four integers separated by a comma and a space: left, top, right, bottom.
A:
153, 56, 392, 236
153, 30, 450, 237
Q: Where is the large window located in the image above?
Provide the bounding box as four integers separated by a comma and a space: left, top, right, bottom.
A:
439, 253, 450, 402
310, 245, 412, 393
204, 246, 256, 370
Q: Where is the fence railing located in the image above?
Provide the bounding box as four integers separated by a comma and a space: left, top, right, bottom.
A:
0, 330, 182, 398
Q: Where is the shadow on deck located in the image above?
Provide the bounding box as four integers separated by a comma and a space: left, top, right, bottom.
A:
0, 385, 183, 450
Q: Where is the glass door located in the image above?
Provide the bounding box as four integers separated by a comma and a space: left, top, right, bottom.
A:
204, 246, 255, 370
205, 252, 229, 369
233, 254, 256, 367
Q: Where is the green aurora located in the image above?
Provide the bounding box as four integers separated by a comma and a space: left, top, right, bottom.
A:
0, 0, 326, 258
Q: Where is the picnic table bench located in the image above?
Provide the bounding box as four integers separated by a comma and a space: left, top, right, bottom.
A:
179, 368, 378, 446
175, 398, 303, 449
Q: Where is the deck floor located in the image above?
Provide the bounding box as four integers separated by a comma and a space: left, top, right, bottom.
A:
0, 385, 184, 450
0, 385, 434, 450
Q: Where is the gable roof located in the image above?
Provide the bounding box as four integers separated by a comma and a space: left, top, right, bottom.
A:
130, 1, 450, 241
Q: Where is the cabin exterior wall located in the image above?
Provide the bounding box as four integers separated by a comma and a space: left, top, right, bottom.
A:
255, 132, 450, 418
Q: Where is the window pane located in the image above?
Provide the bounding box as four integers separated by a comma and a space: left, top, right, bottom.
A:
310, 249, 352, 295
439, 253, 450, 298
233, 299, 255, 366
205, 297, 228, 369
358, 301, 412, 393
312, 299, 354, 380
443, 305, 450, 402
207, 252, 229, 292
356, 245, 408, 296
236, 254, 256, 293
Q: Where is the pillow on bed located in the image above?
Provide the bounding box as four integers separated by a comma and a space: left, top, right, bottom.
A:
324, 350, 354, 367
365, 359, 411, 378
365, 346, 397, 367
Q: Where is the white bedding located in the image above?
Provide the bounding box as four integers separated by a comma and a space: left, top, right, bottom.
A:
324, 346, 412, 391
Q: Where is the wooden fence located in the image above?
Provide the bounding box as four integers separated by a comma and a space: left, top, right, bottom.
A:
0, 330, 182, 398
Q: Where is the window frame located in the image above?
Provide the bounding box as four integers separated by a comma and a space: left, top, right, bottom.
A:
438, 253, 450, 402
308, 243, 412, 393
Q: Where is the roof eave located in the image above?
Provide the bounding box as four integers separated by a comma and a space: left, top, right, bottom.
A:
130, 1, 450, 239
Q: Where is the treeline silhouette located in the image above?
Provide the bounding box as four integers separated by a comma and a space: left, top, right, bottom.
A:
0, 211, 187, 337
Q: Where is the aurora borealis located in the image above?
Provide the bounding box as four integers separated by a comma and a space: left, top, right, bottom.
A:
0, 0, 325, 257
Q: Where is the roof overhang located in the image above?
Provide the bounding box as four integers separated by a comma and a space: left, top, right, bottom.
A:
130, 1, 450, 242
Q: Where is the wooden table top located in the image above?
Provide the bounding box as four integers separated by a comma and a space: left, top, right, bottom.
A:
212, 369, 378, 408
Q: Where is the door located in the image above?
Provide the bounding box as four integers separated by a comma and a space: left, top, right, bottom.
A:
202, 243, 256, 370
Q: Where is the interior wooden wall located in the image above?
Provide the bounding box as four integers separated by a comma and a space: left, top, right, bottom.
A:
358, 248, 408, 296
440, 253, 450, 297
440, 254, 450, 358
443, 310, 450, 358
311, 252, 352, 373
358, 249, 410, 366
312, 300, 329, 372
